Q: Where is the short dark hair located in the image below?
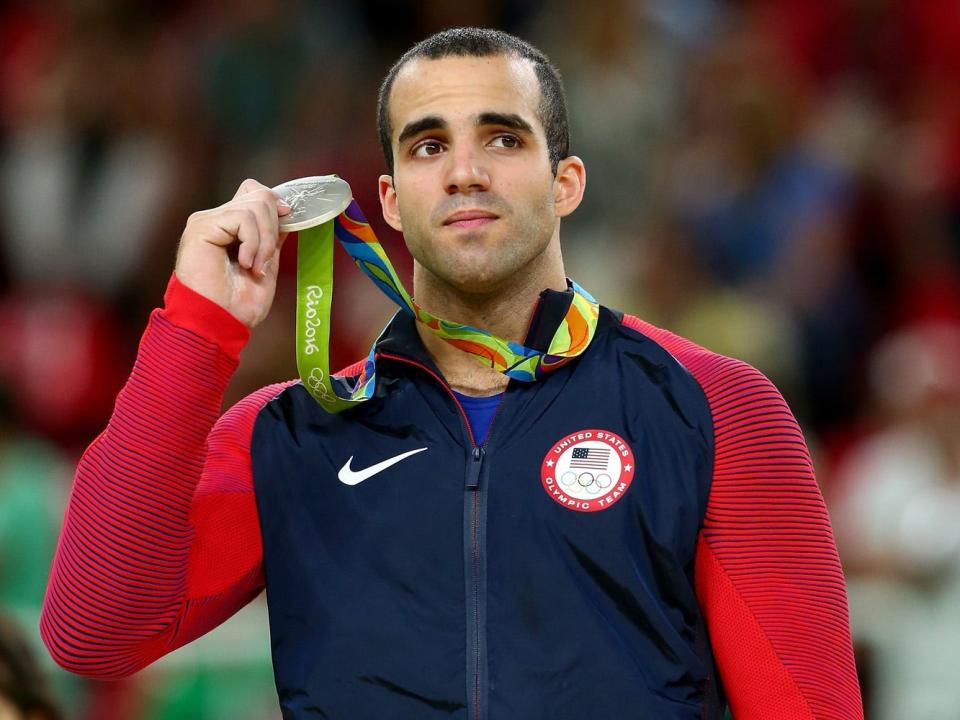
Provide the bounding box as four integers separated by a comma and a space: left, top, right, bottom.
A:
377, 27, 570, 175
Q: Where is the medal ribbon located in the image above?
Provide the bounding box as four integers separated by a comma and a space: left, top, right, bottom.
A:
296, 199, 599, 412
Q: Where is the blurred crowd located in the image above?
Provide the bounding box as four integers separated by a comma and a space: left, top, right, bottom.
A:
1, 0, 959, 717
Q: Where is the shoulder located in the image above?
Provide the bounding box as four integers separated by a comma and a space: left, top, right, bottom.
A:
217, 381, 299, 433
199, 381, 299, 494
617, 311, 786, 416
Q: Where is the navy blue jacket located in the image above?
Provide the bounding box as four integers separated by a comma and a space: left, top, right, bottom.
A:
42, 275, 862, 720
252, 291, 723, 719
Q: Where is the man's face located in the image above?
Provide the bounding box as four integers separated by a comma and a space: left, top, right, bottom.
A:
379, 54, 564, 295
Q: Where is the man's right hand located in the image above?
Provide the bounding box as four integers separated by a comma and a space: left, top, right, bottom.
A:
175, 178, 292, 329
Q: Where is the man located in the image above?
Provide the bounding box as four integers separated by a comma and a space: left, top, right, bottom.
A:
41, 28, 863, 719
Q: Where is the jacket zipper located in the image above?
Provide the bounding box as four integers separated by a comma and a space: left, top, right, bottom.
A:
466, 445, 484, 489
467, 445, 484, 720
378, 352, 505, 720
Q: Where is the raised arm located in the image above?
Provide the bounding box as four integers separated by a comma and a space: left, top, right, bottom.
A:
41, 180, 293, 678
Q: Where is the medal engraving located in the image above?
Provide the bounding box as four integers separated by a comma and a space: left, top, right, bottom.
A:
274, 175, 353, 232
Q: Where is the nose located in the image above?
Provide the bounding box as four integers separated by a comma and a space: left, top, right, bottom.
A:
443, 142, 490, 194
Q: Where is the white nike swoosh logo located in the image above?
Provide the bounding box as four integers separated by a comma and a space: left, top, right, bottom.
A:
338, 447, 428, 485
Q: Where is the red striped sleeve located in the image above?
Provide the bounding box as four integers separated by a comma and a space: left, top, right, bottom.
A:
621, 314, 863, 719
40, 274, 289, 679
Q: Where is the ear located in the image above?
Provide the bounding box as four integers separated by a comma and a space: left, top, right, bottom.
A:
553, 156, 586, 219
379, 174, 403, 232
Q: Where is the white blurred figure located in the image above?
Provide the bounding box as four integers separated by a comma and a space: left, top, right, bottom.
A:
1, 130, 174, 294
836, 322, 960, 719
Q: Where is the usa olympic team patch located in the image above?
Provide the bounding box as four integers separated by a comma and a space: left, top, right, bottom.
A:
540, 429, 635, 512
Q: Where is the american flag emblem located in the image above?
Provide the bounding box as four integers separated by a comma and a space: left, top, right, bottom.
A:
569, 446, 611, 470
541, 429, 635, 513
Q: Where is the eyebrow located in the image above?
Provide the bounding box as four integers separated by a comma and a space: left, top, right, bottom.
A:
396, 112, 536, 148
397, 115, 446, 147
477, 112, 534, 135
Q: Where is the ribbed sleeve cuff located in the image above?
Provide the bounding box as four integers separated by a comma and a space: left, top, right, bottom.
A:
160, 273, 250, 360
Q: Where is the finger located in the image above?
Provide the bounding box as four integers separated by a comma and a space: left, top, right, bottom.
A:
265, 203, 291, 275
213, 207, 261, 269
236, 198, 281, 276
232, 186, 287, 214
240, 190, 292, 274
233, 178, 269, 200
261, 230, 291, 277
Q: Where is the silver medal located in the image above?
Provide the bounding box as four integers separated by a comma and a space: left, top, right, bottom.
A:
273, 175, 353, 232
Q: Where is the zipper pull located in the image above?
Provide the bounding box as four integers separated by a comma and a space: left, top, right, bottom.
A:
465, 446, 484, 490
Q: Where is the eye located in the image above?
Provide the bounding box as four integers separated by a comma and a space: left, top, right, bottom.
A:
411, 140, 444, 158
489, 134, 521, 149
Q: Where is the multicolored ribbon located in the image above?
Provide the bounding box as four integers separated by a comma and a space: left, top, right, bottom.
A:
296, 200, 600, 412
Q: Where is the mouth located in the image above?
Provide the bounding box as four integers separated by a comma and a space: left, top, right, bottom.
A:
442, 209, 499, 229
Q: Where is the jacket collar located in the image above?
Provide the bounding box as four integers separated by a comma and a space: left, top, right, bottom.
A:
374, 283, 579, 371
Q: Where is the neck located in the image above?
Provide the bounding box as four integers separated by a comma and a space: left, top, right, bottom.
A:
412, 241, 567, 396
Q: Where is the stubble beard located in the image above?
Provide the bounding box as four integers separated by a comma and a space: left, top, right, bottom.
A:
403, 194, 557, 299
